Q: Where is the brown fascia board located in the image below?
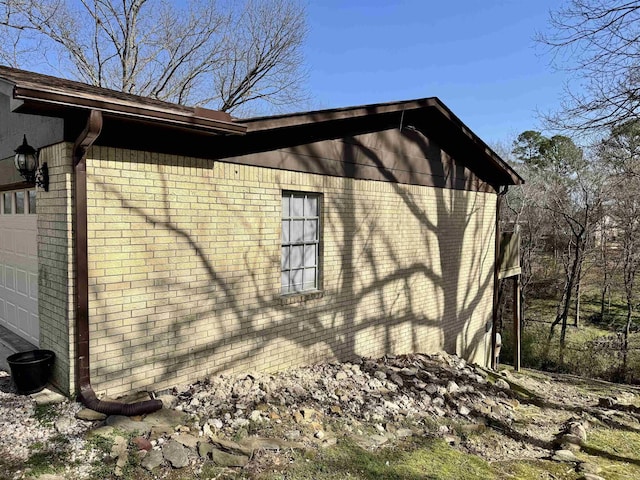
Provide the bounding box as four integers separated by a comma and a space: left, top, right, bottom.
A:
12, 85, 247, 135
240, 98, 524, 186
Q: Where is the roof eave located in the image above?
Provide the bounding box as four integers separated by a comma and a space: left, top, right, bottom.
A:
241, 97, 524, 186
11, 84, 247, 136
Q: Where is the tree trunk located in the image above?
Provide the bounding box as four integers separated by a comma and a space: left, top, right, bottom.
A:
550, 237, 585, 365
623, 305, 632, 379
574, 280, 581, 328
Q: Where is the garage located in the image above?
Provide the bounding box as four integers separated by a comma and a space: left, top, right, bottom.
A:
0, 188, 38, 346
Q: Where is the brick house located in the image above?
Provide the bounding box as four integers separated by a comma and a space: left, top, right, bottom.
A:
0, 66, 523, 399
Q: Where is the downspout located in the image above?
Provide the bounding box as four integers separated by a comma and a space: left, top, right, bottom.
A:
491, 185, 508, 369
73, 110, 162, 415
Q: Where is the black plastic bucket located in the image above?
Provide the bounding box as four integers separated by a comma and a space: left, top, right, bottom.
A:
7, 349, 56, 395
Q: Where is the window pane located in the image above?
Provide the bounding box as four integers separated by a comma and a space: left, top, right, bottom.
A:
281, 220, 290, 243
291, 196, 304, 217
281, 271, 290, 293
290, 245, 303, 269
303, 268, 316, 289
304, 219, 318, 241
304, 196, 318, 216
290, 269, 303, 291
304, 245, 316, 266
281, 246, 289, 270
15, 191, 24, 214
291, 220, 304, 243
282, 195, 290, 218
28, 190, 36, 214
3, 193, 11, 214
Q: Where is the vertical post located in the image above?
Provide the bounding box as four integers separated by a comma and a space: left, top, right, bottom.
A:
513, 275, 521, 371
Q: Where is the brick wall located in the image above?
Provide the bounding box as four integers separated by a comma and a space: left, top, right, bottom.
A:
84, 145, 496, 397
37, 143, 76, 393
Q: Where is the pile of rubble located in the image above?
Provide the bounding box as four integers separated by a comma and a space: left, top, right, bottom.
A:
4, 351, 625, 479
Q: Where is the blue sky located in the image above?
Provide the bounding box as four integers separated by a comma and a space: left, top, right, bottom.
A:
305, 0, 566, 145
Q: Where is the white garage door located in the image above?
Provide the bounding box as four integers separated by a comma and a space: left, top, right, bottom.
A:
0, 188, 38, 346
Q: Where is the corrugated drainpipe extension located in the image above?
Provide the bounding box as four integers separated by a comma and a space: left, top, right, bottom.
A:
491, 185, 509, 370
74, 110, 162, 415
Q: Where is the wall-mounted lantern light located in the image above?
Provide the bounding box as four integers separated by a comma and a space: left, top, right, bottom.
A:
14, 135, 48, 191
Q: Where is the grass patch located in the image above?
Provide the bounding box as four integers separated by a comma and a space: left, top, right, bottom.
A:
24, 434, 74, 477
580, 427, 640, 480
33, 404, 59, 427
263, 437, 495, 480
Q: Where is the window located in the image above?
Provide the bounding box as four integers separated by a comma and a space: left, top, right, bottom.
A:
28, 190, 36, 214
0, 189, 36, 215
281, 191, 320, 294
2, 192, 12, 214
15, 191, 24, 214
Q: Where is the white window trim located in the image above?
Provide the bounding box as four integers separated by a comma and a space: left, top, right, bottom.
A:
281, 191, 321, 295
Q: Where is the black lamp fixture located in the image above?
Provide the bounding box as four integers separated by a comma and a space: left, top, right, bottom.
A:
14, 134, 48, 191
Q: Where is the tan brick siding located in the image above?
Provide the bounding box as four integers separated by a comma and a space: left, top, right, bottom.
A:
37, 143, 76, 393
84, 146, 496, 397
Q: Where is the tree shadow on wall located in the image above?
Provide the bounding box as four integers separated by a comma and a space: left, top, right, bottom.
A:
86, 124, 496, 391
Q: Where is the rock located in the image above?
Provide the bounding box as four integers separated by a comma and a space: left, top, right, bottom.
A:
389, 374, 404, 387
330, 405, 342, 415
598, 397, 615, 408
208, 436, 253, 456
149, 425, 173, 441
240, 437, 304, 451
285, 430, 301, 441
494, 379, 510, 390
34, 475, 65, 480
198, 442, 214, 458
54, 416, 74, 433
211, 448, 250, 467
173, 432, 199, 449
88, 425, 116, 439
209, 418, 224, 429
396, 428, 414, 438
249, 410, 262, 422
368, 434, 388, 446
374, 371, 387, 381
552, 449, 580, 462
578, 475, 605, 480
568, 422, 588, 442
426, 384, 438, 395
443, 434, 461, 445
560, 433, 584, 447
76, 408, 107, 421
231, 418, 250, 429
577, 462, 602, 474
458, 405, 471, 416
162, 440, 189, 468
31, 388, 66, 405
143, 409, 190, 428
315, 430, 325, 439
157, 394, 178, 409
110, 435, 129, 477
432, 406, 446, 417
141, 449, 163, 471
302, 408, 321, 422
106, 415, 151, 435
132, 436, 152, 451
335, 371, 348, 381
320, 436, 338, 448
447, 381, 460, 394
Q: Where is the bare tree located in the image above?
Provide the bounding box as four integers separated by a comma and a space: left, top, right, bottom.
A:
0, 0, 307, 113
511, 131, 606, 360
600, 120, 640, 377
539, 1, 640, 133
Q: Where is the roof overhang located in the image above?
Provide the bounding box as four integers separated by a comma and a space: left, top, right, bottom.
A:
240, 98, 524, 186
0, 67, 246, 136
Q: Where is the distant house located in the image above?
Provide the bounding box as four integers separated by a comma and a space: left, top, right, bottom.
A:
0, 66, 523, 398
